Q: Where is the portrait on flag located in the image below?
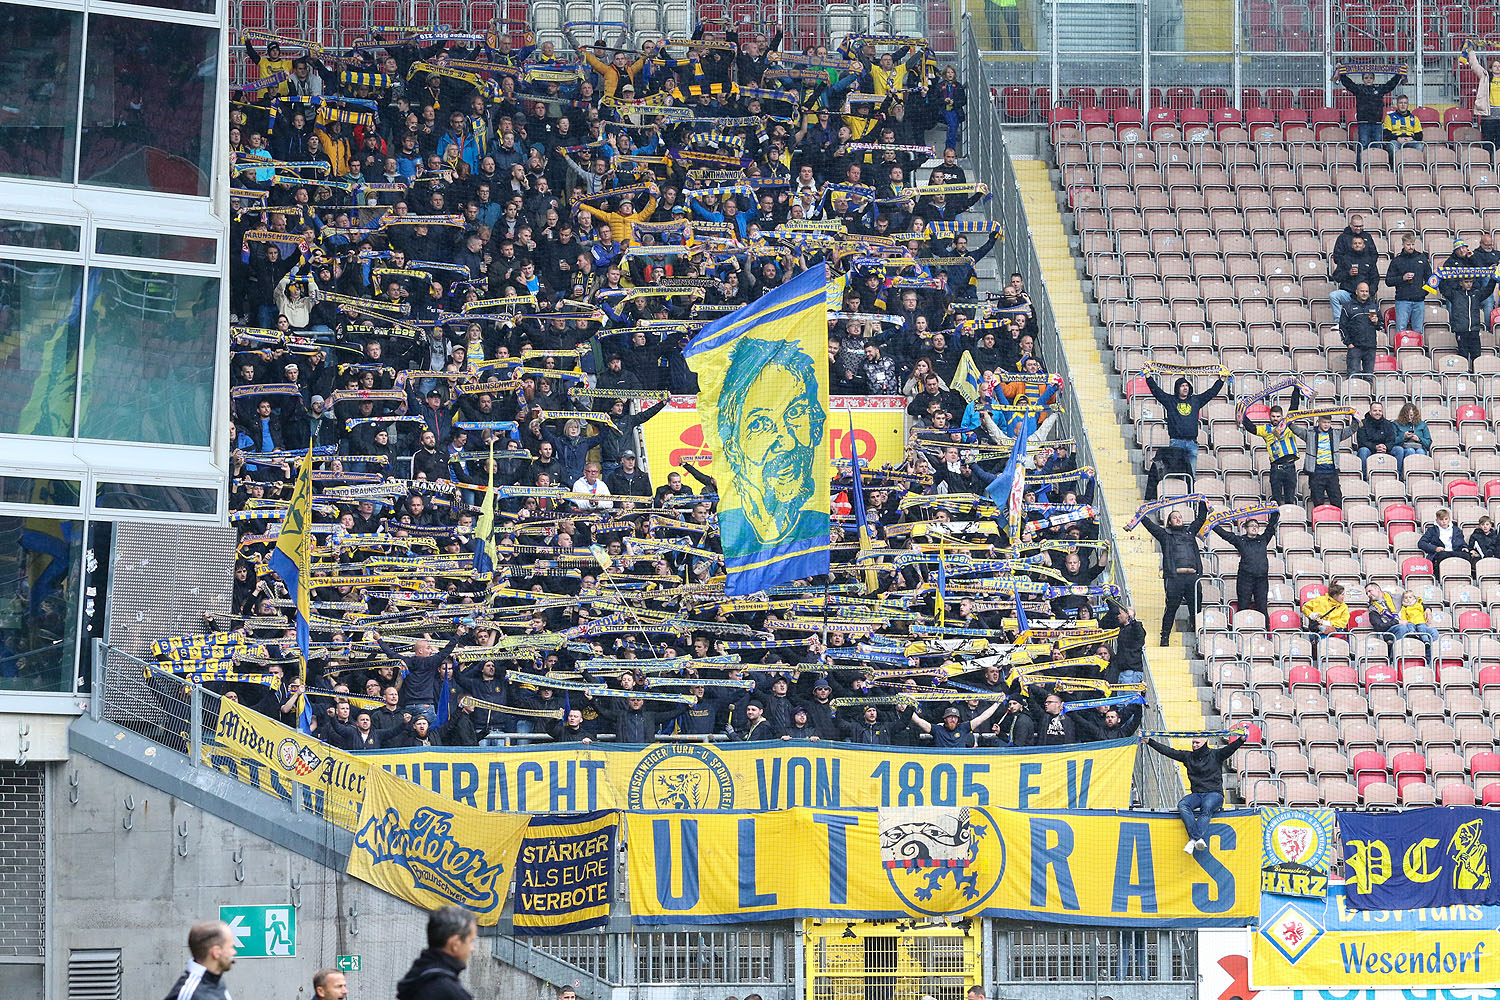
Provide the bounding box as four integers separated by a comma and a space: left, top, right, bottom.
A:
685, 263, 834, 593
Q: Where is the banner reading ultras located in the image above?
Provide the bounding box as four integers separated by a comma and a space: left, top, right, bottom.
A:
684, 263, 834, 594
628, 807, 1259, 925
359, 739, 1138, 813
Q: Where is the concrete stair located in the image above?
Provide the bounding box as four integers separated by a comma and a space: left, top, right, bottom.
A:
1010, 159, 1206, 761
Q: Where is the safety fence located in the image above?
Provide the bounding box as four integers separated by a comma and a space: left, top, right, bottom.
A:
973, 0, 1485, 121
962, 16, 1184, 812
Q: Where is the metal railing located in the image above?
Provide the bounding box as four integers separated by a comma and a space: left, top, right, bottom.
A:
515, 928, 797, 993
964, 16, 1181, 810
994, 926, 1198, 986
94, 641, 364, 830
975, 0, 1482, 120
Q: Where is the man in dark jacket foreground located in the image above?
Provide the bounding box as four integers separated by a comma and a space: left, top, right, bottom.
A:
161, 920, 237, 1000
397, 906, 478, 1000
1144, 731, 1247, 855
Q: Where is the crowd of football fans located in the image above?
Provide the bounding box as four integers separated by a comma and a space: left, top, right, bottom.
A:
192, 22, 1151, 750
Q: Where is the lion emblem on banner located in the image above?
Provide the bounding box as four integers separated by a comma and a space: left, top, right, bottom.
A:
882, 807, 1004, 917
628, 743, 735, 810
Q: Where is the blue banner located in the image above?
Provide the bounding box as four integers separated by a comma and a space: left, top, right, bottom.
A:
512, 810, 618, 934
1338, 807, 1499, 910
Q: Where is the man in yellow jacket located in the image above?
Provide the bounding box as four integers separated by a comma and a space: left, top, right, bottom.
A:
578, 184, 658, 244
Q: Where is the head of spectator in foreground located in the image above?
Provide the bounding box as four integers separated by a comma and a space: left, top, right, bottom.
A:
313, 969, 348, 1000
426, 906, 478, 967
188, 920, 237, 974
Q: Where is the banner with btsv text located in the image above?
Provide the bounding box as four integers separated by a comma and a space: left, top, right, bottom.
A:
1338, 806, 1498, 909
627, 806, 1259, 925
360, 738, 1138, 813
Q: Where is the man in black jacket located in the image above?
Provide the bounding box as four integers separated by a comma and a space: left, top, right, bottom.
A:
396, 907, 476, 1000
1145, 374, 1224, 474
1144, 730, 1247, 855
841, 703, 908, 745
1106, 604, 1148, 684
1338, 70, 1402, 167
1213, 511, 1280, 618
1138, 501, 1209, 646
1385, 232, 1432, 334
1442, 273, 1490, 363
605, 451, 652, 499
161, 921, 236, 1000
1339, 280, 1382, 379
1330, 236, 1379, 327
1355, 402, 1403, 474
1030, 689, 1077, 745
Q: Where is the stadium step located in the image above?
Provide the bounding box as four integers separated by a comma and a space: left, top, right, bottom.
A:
1010, 159, 1206, 749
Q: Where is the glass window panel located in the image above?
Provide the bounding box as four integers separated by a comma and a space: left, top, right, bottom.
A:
0, 258, 83, 437
77, 267, 218, 446
95, 228, 217, 264
107, 0, 216, 15
94, 482, 217, 514
0, 514, 83, 693
0, 477, 83, 508
0, 5, 83, 184
0, 218, 82, 252
79, 17, 218, 198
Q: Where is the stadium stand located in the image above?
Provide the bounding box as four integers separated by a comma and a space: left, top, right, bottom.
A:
1056, 96, 1500, 808
195, 6, 1177, 789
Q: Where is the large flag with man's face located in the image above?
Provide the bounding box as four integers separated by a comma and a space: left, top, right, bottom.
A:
685, 263, 833, 594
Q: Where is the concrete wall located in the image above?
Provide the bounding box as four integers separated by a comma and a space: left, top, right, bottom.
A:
47, 754, 550, 1000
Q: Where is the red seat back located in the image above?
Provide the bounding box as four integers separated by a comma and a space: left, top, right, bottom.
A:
1268, 609, 1301, 631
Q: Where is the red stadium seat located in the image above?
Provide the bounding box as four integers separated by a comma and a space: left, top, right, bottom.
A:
1352, 750, 1389, 793
1402, 556, 1434, 579
1310, 504, 1343, 525
1268, 609, 1302, 631
1458, 610, 1493, 632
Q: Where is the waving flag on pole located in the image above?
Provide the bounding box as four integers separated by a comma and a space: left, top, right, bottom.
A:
685, 263, 833, 594
847, 412, 880, 593
473, 437, 496, 577
984, 422, 1032, 547
269, 443, 314, 659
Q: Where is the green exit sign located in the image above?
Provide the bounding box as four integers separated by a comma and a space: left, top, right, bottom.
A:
336, 955, 362, 972
218, 905, 296, 958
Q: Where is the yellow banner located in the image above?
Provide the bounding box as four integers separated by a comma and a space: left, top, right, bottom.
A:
346, 767, 530, 925
683, 264, 833, 593
359, 739, 1138, 813
641, 395, 906, 488
210, 701, 368, 823
628, 807, 1260, 925
1251, 884, 1500, 989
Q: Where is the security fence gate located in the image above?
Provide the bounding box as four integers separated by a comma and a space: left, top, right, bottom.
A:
806, 920, 980, 1000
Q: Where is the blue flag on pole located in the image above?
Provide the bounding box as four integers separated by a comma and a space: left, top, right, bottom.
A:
984, 422, 1032, 543
269, 444, 315, 658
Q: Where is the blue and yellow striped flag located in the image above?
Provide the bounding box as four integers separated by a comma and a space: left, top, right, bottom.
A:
269, 444, 314, 657
685, 263, 833, 595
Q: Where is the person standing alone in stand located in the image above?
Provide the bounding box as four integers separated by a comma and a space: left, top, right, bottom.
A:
1135, 500, 1209, 647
